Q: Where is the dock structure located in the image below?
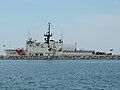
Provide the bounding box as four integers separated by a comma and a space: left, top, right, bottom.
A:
1, 55, 120, 60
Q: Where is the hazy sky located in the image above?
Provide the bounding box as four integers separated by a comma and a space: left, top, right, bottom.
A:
0, 0, 120, 54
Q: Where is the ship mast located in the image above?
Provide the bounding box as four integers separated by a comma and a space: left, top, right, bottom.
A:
44, 22, 52, 47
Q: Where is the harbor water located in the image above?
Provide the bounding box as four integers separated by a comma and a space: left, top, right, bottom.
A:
0, 60, 120, 90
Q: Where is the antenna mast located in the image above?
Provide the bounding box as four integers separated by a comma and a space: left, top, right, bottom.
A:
27, 29, 31, 40
44, 22, 52, 47
61, 29, 63, 42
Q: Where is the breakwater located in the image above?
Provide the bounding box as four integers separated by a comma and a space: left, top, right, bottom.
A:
0, 55, 120, 60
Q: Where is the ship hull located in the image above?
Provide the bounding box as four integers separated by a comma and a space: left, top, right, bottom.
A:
4, 49, 26, 57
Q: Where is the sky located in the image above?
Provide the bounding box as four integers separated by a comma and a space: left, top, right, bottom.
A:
0, 0, 120, 54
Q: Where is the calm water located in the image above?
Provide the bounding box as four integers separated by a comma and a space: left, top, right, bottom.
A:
0, 60, 120, 90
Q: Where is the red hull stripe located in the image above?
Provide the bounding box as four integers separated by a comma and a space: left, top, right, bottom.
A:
16, 49, 26, 56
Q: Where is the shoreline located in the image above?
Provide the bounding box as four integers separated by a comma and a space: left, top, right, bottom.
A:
0, 55, 120, 60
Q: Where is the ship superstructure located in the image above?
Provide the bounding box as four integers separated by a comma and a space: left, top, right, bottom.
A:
25, 23, 95, 57
4, 22, 95, 57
